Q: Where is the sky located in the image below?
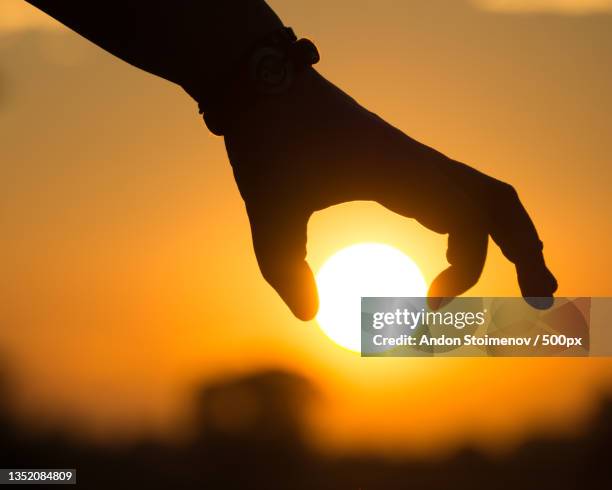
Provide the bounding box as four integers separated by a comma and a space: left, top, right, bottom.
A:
476, 0, 612, 13
1, 0, 612, 456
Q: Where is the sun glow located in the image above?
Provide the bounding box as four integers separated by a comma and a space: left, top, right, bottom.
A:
315, 243, 427, 352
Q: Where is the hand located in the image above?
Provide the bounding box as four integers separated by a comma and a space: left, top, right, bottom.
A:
223, 69, 558, 320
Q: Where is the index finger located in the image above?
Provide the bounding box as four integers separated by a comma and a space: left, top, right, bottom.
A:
487, 180, 558, 307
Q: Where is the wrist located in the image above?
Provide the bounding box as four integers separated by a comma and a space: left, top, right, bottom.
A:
181, 0, 284, 114
187, 27, 320, 136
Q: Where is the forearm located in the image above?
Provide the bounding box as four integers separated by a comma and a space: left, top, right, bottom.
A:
25, 0, 284, 104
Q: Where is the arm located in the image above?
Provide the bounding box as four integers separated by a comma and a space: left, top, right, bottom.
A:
25, 0, 284, 105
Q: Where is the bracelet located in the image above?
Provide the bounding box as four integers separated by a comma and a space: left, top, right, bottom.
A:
199, 27, 320, 136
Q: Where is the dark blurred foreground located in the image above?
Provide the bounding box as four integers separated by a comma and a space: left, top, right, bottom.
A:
1, 368, 611, 490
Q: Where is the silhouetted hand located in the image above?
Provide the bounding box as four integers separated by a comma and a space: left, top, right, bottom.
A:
224, 68, 558, 320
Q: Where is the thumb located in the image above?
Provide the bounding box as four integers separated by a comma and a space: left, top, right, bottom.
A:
247, 204, 318, 321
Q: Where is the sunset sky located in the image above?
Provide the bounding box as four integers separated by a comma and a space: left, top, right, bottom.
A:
1, 0, 611, 456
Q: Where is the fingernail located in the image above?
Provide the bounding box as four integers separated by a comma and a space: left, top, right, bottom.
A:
525, 296, 554, 310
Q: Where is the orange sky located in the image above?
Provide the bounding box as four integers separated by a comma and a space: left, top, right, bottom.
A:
1, 0, 611, 456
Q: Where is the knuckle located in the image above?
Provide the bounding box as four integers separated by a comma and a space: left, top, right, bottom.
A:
497, 181, 520, 201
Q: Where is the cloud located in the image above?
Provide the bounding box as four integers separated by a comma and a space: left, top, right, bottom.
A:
473, 0, 612, 14
0, 0, 62, 34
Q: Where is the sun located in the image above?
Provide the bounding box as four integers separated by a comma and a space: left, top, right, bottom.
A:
315, 243, 427, 352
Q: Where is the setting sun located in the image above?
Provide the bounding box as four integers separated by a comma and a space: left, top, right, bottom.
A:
315, 243, 427, 352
